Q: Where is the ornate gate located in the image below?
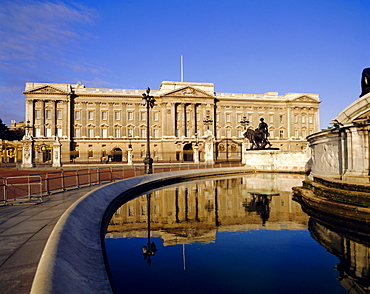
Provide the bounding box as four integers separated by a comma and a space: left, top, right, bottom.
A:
214, 139, 242, 163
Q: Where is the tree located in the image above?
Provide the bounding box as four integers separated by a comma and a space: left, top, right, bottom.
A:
0, 119, 8, 139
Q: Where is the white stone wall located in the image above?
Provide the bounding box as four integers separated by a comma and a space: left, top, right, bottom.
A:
307, 125, 370, 177
244, 150, 310, 172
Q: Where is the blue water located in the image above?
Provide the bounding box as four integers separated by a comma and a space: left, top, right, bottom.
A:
106, 229, 346, 294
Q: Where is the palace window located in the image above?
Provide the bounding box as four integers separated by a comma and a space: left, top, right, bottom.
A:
302, 129, 307, 138
128, 112, 133, 121
57, 110, 62, 119
75, 111, 80, 120
88, 129, 94, 138
75, 128, 80, 138
35, 128, 41, 137
128, 129, 133, 137
88, 150, 93, 158
88, 111, 94, 120
153, 129, 159, 138
309, 115, 313, 124
114, 129, 120, 138
45, 110, 51, 119
115, 111, 120, 120
141, 129, 146, 138
294, 115, 298, 123
279, 115, 284, 123
294, 130, 298, 138
141, 112, 146, 121
46, 128, 51, 137
226, 114, 231, 123
302, 115, 306, 123
57, 128, 62, 137
153, 112, 159, 121
101, 128, 107, 138
279, 130, 284, 139
101, 111, 107, 120
35, 110, 41, 119
269, 115, 274, 123
226, 129, 231, 137
248, 114, 253, 123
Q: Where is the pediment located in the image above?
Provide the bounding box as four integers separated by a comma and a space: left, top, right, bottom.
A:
162, 86, 214, 98
291, 96, 318, 103
24, 85, 69, 94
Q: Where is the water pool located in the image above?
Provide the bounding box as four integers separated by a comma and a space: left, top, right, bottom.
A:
105, 173, 367, 293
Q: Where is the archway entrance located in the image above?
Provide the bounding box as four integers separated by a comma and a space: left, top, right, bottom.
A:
112, 148, 122, 162
183, 144, 193, 161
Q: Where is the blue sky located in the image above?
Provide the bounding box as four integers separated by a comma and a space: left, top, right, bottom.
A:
1, 0, 369, 129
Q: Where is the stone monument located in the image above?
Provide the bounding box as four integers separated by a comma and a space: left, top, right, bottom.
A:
21, 121, 34, 169
243, 117, 309, 171
360, 68, 370, 97
52, 137, 62, 168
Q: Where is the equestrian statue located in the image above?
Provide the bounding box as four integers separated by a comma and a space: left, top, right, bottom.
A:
244, 118, 272, 149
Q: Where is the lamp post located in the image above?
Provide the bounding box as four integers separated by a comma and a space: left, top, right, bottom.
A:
203, 115, 213, 130
142, 87, 155, 174
142, 193, 157, 265
240, 115, 249, 130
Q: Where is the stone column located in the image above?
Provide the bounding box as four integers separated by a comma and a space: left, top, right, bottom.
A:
52, 137, 62, 168
127, 146, 133, 165
52, 100, 57, 136
40, 100, 45, 137
193, 144, 199, 163
241, 138, 248, 164
21, 127, 34, 168
21, 140, 33, 168
203, 130, 214, 164
344, 127, 367, 177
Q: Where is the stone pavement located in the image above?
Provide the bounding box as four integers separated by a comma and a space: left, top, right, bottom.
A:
0, 185, 104, 294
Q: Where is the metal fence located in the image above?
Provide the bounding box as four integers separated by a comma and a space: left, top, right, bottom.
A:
0, 162, 244, 205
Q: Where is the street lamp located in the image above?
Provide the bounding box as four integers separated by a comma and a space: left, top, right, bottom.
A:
240, 115, 249, 130
142, 87, 155, 174
128, 133, 132, 149
203, 115, 213, 130
142, 193, 157, 265
24, 120, 33, 137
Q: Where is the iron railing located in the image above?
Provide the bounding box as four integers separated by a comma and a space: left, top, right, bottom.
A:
0, 162, 244, 205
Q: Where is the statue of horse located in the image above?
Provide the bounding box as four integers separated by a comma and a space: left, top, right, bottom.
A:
244, 129, 271, 149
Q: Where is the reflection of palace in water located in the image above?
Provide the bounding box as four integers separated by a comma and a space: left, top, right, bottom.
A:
309, 218, 370, 293
106, 174, 309, 245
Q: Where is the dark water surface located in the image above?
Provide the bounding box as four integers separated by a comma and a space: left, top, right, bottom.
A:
105, 174, 368, 294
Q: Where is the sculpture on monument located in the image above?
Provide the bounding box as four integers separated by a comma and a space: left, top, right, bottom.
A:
244, 118, 272, 149
360, 68, 370, 97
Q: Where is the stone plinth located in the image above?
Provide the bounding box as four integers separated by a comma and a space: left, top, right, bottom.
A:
244, 149, 310, 172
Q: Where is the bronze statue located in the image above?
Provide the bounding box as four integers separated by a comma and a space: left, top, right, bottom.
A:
244, 118, 271, 149
360, 68, 370, 97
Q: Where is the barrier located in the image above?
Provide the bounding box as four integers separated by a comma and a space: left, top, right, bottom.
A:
0, 163, 244, 205
0, 167, 126, 205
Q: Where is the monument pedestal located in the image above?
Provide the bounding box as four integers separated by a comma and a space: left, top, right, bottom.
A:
244, 149, 309, 172
193, 145, 199, 163
127, 148, 133, 165
52, 138, 62, 168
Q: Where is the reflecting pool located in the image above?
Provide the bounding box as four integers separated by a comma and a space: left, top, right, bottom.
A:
105, 173, 369, 294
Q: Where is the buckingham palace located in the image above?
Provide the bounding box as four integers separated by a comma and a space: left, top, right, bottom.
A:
22, 81, 321, 165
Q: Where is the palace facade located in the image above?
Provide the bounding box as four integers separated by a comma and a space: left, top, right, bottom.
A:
23, 81, 321, 164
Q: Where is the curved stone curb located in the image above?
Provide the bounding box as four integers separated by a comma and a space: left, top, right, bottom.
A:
30, 168, 251, 294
